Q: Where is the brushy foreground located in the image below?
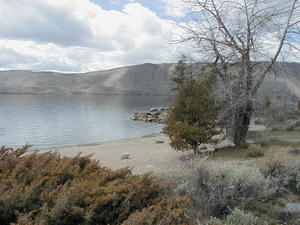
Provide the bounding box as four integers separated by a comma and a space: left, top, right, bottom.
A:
1, 145, 300, 225
0, 146, 191, 225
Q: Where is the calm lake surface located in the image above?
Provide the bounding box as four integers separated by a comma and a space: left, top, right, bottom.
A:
0, 94, 173, 149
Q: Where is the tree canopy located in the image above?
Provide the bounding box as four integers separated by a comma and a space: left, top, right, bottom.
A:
164, 75, 220, 154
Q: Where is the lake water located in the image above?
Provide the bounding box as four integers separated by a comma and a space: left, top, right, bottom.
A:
0, 94, 173, 149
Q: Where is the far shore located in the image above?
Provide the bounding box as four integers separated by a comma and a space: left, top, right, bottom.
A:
33, 133, 190, 174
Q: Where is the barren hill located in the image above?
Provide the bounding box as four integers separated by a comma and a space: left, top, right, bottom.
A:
0, 62, 299, 99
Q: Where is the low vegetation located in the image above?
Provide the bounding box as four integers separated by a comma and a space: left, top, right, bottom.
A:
246, 144, 264, 158
1, 131, 300, 225
206, 208, 267, 225
186, 161, 272, 219
0, 146, 191, 225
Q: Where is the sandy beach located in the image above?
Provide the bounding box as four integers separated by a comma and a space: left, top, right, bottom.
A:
35, 133, 190, 174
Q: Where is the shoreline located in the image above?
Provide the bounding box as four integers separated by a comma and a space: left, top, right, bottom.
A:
33, 133, 189, 174
30, 132, 162, 150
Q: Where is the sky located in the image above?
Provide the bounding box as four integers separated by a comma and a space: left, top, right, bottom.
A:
0, 0, 299, 73
0, 0, 185, 72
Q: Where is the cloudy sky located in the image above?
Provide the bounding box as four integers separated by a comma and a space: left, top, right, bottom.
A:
0, 0, 299, 73
0, 0, 185, 72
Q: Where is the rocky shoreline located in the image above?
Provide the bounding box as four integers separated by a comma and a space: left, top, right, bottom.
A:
130, 107, 169, 123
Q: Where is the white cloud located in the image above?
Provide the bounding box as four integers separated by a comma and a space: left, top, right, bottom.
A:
0, 0, 177, 72
158, 0, 186, 18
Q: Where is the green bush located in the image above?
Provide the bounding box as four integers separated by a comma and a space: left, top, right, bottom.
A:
226, 209, 259, 225
206, 208, 268, 225
260, 147, 300, 194
246, 144, 264, 158
0, 146, 190, 225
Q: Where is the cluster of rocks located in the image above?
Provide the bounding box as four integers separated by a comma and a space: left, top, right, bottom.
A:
130, 107, 169, 123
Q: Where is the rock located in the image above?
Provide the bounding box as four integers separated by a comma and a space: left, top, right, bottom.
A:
155, 139, 165, 144
149, 108, 158, 112
211, 133, 225, 142
197, 138, 235, 154
130, 107, 169, 123
283, 203, 300, 214
121, 152, 130, 160
287, 119, 300, 131
152, 111, 160, 116
216, 138, 235, 149
131, 115, 138, 120
199, 144, 215, 153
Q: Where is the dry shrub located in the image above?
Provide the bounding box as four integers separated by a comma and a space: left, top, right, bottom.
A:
0, 146, 190, 225
121, 197, 194, 225
246, 144, 264, 158
184, 160, 271, 219
206, 208, 268, 225
260, 147, 300, 194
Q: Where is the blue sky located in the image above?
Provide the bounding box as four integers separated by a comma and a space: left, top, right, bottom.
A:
0, 0, 183, 72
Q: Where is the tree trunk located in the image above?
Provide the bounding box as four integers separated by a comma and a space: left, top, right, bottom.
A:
232, 101, 253, 146
192, 144, 199, 155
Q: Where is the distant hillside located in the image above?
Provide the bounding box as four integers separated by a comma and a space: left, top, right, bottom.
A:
0, 62, 299, 99
0, 63, 176, 95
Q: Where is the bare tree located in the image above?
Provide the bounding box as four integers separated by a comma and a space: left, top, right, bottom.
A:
174, 0, 300, 146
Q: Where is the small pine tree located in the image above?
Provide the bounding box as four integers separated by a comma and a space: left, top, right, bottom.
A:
164, 75, 220, 154
171, 55, 192, 91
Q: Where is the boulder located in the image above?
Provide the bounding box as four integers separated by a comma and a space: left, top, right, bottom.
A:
198, 138, 235, 153
199, 144, 215, 153
121, 152, 130, 160
149, 108, 158, 112
155, 139, 165, 144
216, 138, 235, 149
152, 111, 160, 116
